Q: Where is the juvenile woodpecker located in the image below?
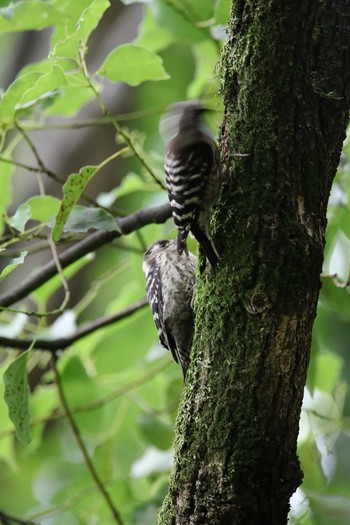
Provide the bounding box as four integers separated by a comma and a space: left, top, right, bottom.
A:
142, 239, 196, 379
161, 100, 222, 269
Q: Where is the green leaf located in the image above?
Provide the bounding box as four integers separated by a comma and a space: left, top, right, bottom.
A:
62, 205, 119, 234
137, 412, 173, 450
135, 6, 174, 52
76, 0, 110, 44
8, 196, 61, 232
97, 173, 159, 207
7, 203, 31, 233
181, 0, 214, 21
0, 59, 67, 121
98, 44, 170, 86
0, 250, 28, 281
26, 195, 61, 223
45, 84, 94, 116
50, 0, 109, 59
0, 2, 62, 34
0, 71, 42, 122
52, 165, 97, 241
3, 351, 31, 445
150, 0, 207, 43
16, 65, 68, 111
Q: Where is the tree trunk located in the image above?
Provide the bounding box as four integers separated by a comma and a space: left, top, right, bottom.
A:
159, 1, 350, 524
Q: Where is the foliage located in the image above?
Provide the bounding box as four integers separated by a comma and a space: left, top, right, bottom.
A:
0, 1, 348, 524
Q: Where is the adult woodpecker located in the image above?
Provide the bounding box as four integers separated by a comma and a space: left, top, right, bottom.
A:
161, 100, 222, 270
142, 239, 196, 379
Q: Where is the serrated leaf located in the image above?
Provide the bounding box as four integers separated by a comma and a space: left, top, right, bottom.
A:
3, 351, 31, 445
137, 412, 173, 450
52, 166, 97, 241
0, 250, 28, 281
98, 44, 169, 86
63, 205, 119, 234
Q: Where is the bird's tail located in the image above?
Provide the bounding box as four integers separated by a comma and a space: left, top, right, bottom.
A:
191, 223, 219, 271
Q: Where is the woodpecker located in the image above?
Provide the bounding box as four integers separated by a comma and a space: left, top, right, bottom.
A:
161, 100, 222, 270
142, 239, 197, 379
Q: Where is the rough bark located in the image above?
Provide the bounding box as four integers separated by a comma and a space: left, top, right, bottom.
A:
159, 1, 350, 524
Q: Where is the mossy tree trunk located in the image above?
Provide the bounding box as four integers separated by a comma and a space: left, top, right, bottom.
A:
159, 2, 350, 524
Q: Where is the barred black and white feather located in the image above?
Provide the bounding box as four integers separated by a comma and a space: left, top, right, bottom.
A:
142, 239, 196, 379
161, 100, 222, 269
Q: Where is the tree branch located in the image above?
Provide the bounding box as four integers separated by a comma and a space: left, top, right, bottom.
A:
0, 510, 34, 525
0, 298, 148, 351
0, 203, 171, 308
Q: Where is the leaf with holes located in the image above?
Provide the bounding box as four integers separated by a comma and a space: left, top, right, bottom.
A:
3, 351, 31, 445
52, 166, 97, 241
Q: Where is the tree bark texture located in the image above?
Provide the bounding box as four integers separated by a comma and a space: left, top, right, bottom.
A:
159, 1, 350, 525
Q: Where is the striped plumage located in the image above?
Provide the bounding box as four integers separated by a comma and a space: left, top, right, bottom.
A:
161, 101, 222, 269
142, 239, 196, 379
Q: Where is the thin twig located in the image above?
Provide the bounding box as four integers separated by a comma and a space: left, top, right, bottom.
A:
0, 298, 148, 350
20, 106, 166, 131
51, 357, 125, 525
320, 271, 350, 288
48, 237, 71, 313
14, 122, 64, 184
0, 202, 171, 307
